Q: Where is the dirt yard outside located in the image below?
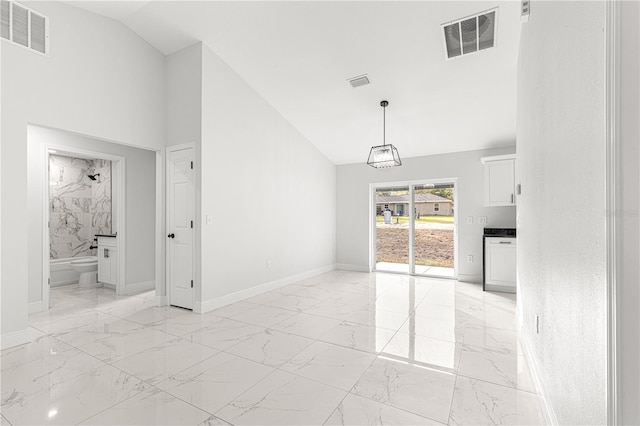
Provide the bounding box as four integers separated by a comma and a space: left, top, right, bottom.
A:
376, 223, 454, 267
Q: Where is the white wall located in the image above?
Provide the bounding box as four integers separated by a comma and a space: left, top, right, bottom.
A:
618, 1, 640, 423
516, 2, 607, 424
1, 1, 164, 346
27, 126, 157, 305
165, 43, 202, 148
336, 147, 516, 281
198, 44, 336, 308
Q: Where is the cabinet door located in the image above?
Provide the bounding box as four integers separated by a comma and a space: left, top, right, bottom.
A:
485, 239, 516, 286
108, 248, 118, 285
484, 159, 515, 206
98, 247, 111, 283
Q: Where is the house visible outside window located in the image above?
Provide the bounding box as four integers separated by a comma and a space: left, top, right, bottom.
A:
434, 203, 440, 212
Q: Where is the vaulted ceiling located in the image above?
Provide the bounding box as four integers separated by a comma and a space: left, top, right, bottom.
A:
64, 1, 521, 165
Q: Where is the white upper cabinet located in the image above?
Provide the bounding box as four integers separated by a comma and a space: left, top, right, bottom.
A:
481, 154, 516, 207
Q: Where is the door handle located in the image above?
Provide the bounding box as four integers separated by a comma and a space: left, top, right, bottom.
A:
168, 233, 175, 239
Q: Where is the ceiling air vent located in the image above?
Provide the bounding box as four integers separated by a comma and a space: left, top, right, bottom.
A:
442, 9, 497, 60
348, 75, 370, 89
0, 0, 9, 40
521, 0, 530, 23
0, 0, 49, 55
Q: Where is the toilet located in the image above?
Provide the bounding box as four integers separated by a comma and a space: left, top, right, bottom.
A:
70, 256, 99, 287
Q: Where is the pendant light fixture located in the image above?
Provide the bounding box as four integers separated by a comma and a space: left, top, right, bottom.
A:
367, 100, 402, 168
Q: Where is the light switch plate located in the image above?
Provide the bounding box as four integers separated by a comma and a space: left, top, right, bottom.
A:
206, 215, 213, 225
467, 216, 473, 224
478, 216, 487, 225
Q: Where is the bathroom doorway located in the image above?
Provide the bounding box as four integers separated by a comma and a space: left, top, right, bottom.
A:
29, 125, 161, 316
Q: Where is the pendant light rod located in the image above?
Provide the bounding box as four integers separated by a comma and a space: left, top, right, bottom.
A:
381, 100, 388, 146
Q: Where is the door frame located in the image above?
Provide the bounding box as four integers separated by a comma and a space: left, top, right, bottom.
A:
165, 142, 196, 309
42, 143, 126, 306
369, 177, 458, 279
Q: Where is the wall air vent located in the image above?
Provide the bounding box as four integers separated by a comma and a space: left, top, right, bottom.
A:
348, 75, 370, 88
442, 8, 497, 60
0, 0, 49, 55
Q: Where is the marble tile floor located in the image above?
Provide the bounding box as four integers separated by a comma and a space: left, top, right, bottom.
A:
1, 272, 548, 425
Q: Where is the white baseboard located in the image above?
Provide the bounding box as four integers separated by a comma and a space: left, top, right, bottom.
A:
28, 301, 44, 314
517, 324, 559, 425
194, 264, 336, 314
457, 273, 482, 283
484, 283, 516, 293
122, 280, 155, 295
103, 283, 116, 290
1, 328, 33, 350
336, 263, 369, 272
154, 295, 168, 307
51, 279, 78, 287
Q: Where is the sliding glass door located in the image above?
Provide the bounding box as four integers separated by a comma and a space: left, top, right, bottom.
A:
412, 183, 455, 278
375, 186, 410, 274
373, 180, 456, 278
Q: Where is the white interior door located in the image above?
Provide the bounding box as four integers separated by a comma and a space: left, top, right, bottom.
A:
167, 147, 194, 310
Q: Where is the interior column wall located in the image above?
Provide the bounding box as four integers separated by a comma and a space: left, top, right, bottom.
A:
516, 1, 607, 424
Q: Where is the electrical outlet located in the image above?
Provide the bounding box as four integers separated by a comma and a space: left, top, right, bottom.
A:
467, 255, 473, 263
206, 215, 213, 225
478, 216, 487, 225
467, 216, 473, 224
266, 260, 272, 269
535, 315, 540, 334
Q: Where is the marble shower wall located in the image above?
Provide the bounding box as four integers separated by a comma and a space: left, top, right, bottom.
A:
49, 154, 112, 259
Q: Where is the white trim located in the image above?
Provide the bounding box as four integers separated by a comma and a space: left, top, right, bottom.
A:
121, 280, 155, 295
336, 263, 369, 272
194, 264, 336, 314
28, 301, 43, 314
409, 185, 415, 274
484, 283, 515, 294
42, 144, 50, 311
165, 142, 196, 310
0, 328, 32, 350
456, 273, 482, 284
518, 325, 559, 426
43, 143, 126, 308
155, 295, 168, 307
479, 153, 516, 164
605, 0, 620, 423
113, 159, 126, 296
155, 150, 165, 308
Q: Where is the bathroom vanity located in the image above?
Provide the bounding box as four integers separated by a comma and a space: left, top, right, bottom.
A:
96, 234, 118, 286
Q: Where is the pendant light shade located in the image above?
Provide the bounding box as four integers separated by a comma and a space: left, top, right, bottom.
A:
367, 100, 402, 168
